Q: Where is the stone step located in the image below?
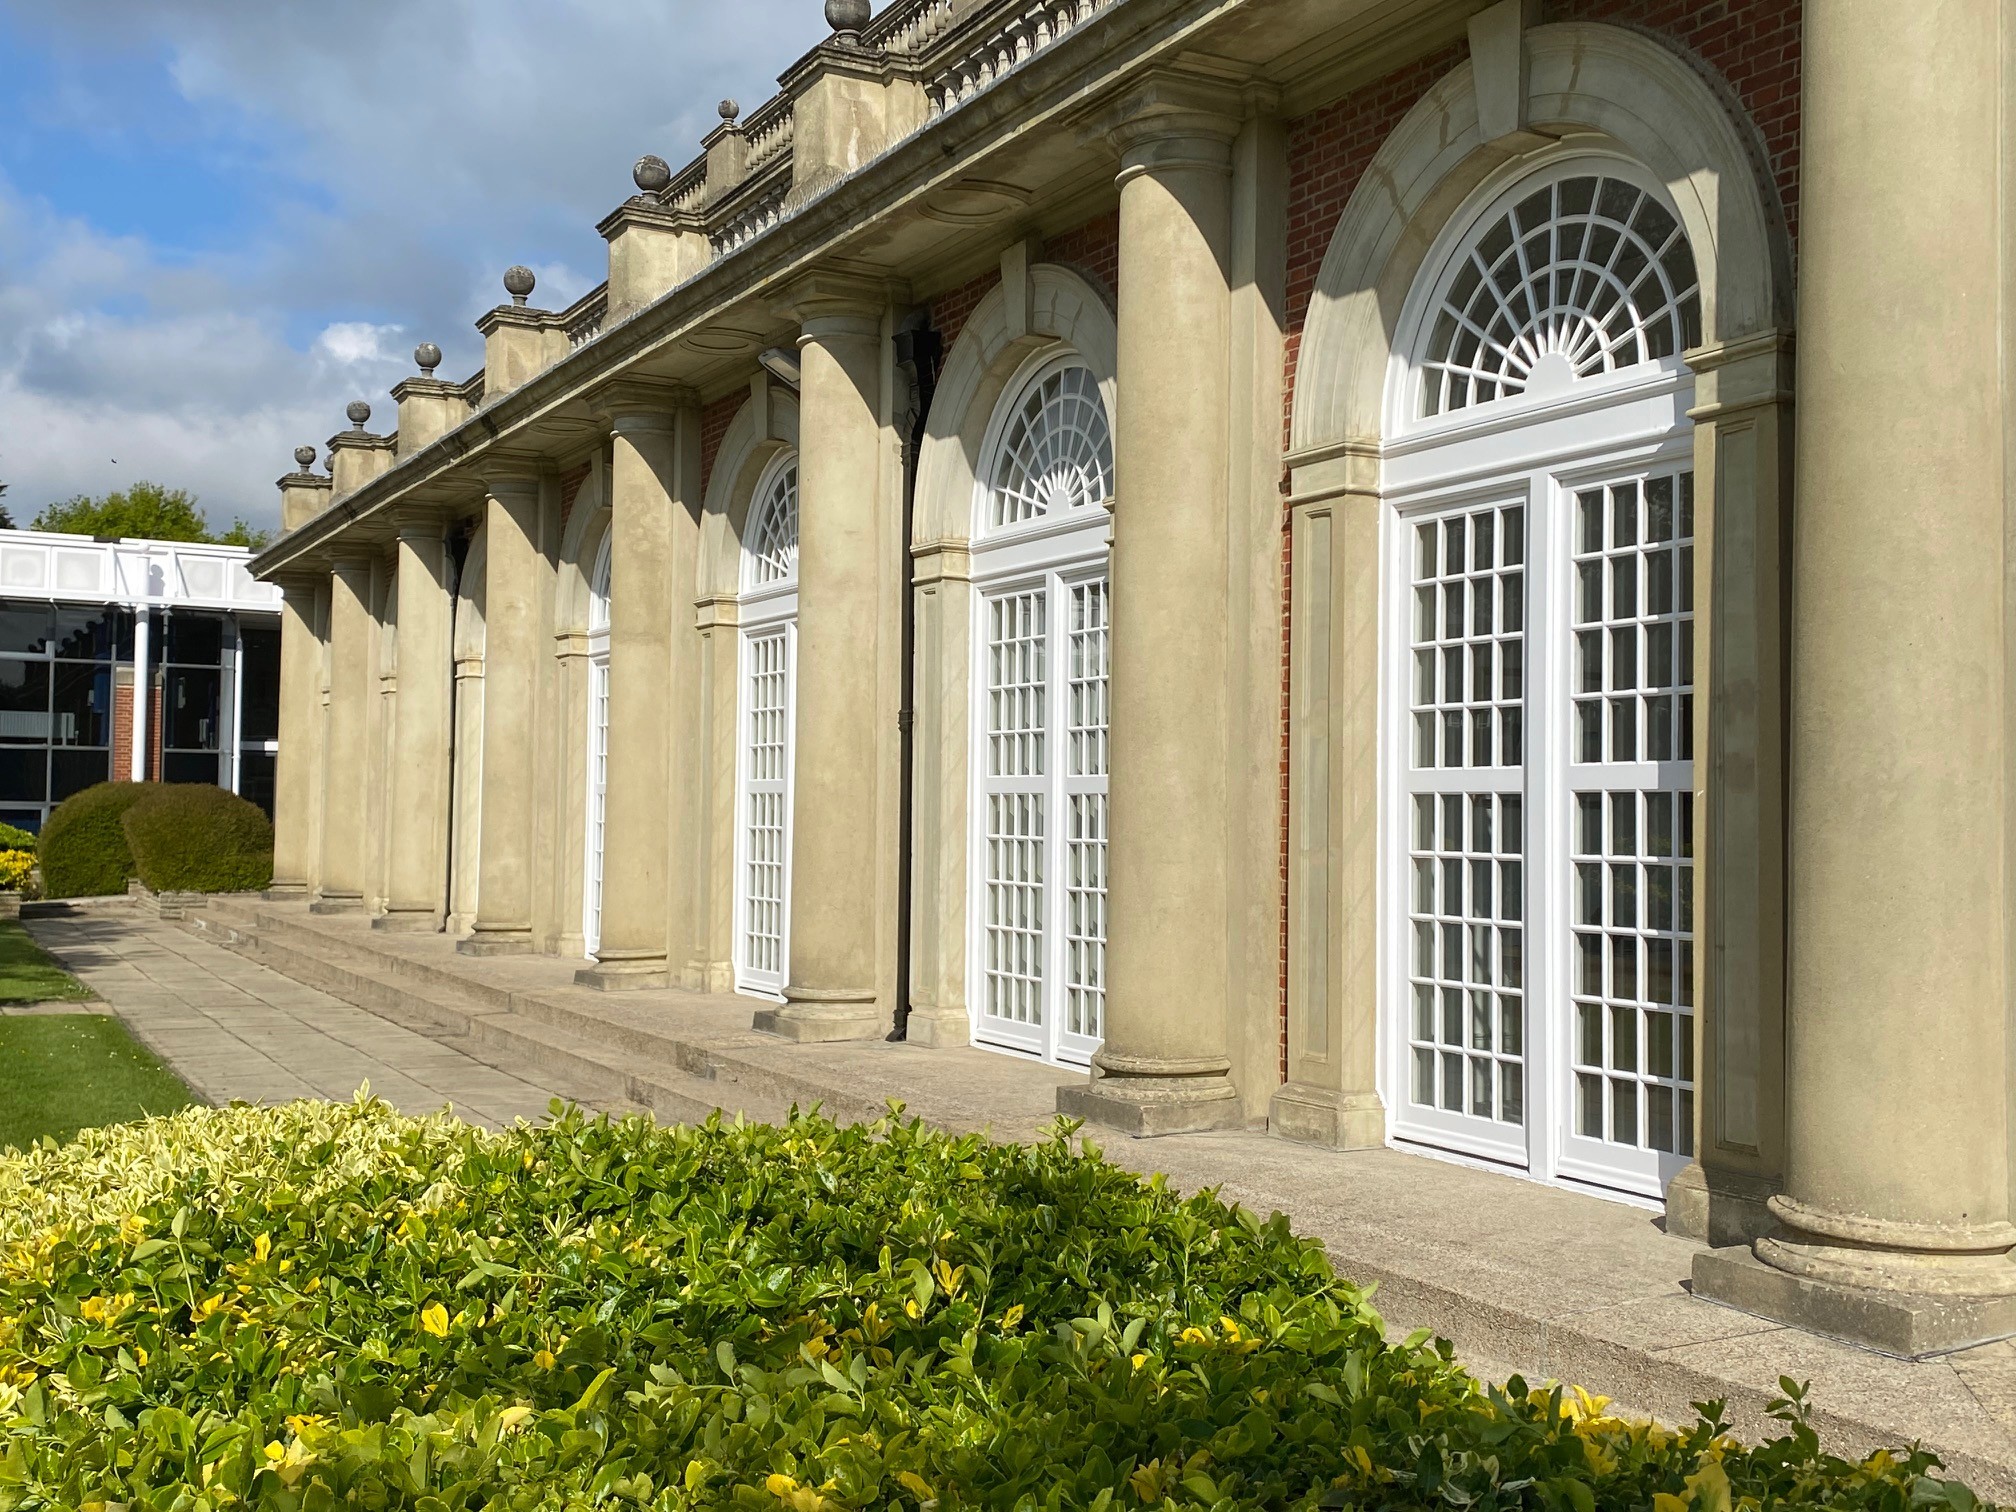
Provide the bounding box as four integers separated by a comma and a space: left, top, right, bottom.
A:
181, 907, 806, 1128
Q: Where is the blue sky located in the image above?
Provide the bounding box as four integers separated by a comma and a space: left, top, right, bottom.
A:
0, 0, 808, 530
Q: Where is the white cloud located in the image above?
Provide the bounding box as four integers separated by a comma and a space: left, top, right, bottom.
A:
0, 0, 811, 528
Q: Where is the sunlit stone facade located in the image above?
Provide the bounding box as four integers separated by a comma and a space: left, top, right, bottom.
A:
256, 0, 2016, 1354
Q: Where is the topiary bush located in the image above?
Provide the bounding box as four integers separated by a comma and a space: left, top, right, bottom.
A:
38, 781, 152, 898
123, 782, 273, 894
0, 1099, 1985, 1512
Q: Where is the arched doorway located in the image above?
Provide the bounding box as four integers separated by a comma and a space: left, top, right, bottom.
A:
735, 452, 798, 999
968, 355, 1114, 1065
582, 529, 612, 955
1384, 155, 1700, 1198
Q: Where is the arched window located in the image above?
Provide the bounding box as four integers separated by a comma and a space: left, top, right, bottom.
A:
1386, 158, 1698, 1202
969, 356, 1114, 1066
735, 453, 798, 999
582, 529, 612, 955
1416, 171, 1701, 418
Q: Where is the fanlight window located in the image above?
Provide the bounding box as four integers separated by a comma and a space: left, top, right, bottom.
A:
987, 364, 1113, 533
1420, 174, 1701, 418
588, 532, 612, 635
746, 458, 799, 588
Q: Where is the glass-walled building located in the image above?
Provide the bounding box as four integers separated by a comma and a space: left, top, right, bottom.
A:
0, 530, 282, 831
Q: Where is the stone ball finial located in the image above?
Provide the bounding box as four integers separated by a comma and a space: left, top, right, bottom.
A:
718, 98, 740, 122
414, 341, 442, 376
825, 0, 870, 33
632, 154, 672, 195
345, 399, 372, 430
503, 265, 537, 306
294, 445, 318, 470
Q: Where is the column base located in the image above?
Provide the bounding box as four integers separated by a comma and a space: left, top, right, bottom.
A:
309, 894, 364, 915
1694, 1243, 2016, 1358
371, 909, 442, 934
1268, 1082, 1384, 1149
265, 880, 311, 899
1663, 1162, 1781, 1246
576, 953, 671, 991
456, 930, 537, 958
754, 988, 884, 1043
904, 1000, 970, 1049
1057, 1062, 1242, 1138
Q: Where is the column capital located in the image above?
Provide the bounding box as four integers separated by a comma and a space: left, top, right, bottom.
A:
329, 547, 377, 578
774, 264, 899, 337
391, 504, 454, 540
1078, 67, 1261, 172
475, 450, 546, 497
589, 376, 699, 429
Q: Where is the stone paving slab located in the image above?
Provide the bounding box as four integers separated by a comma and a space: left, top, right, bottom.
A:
25, 912, 569, 1132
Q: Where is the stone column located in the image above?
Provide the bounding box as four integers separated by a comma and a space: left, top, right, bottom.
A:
1694, 0, 2015, 1355
376, 512, 455, 930
459, 468, 544, 955
269, 575, 326, 897
1058, 83, 1243, 1134
579, 384, 700, 989
311, 555, 375, 913
756, 279, 890, 1042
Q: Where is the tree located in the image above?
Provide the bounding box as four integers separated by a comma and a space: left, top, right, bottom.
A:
31, 482, 265, 548
0, 482, 12, 531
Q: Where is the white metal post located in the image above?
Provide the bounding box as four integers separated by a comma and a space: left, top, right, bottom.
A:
129, 608, 149, 782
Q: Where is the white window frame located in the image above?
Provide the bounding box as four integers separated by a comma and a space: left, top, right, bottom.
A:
582, 530, 612, 956
965, 350, 1114, 1068
733, 451, 799, 1001
1377, 152, 1699, 1205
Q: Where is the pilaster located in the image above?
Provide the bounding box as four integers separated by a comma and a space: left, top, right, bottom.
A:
375, 508, 456, 931
311, 553, 376, 913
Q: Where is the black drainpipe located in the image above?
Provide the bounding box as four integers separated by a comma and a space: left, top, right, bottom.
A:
891, 316, 943, 1041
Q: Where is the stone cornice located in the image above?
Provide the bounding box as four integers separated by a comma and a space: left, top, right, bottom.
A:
248, 0, 1245, 579
474, 303, 554, 337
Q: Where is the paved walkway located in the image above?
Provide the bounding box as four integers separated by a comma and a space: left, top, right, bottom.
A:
25, 911, 567, 1129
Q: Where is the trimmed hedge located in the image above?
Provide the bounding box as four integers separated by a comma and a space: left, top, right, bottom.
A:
37, 781, 152, 898
124, 782, 273, 894
0, 1100, 1984, 1512
0, 822, 35, 854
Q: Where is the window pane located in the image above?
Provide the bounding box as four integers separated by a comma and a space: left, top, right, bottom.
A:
164, 666, 223, 751
0, 662, 51, 744
51, 748, 110, 802
239, 624, 281, 742
50, 607, 125, 662
0, 607, 53, 657
51, 663, 111, 747
163, 611, 227, 667
0, 749, 46, 803
164, 751, 223, 785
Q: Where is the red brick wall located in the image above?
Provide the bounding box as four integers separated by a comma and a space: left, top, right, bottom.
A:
930, 267, 1000, 354
698, 391, 744, 501
109, 681, 162, 784
1042, 209, 1120, 307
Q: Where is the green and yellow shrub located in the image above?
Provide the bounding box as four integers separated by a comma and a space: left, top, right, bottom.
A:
123, 783, 273, 894
0, 850, 33, 894
0, 823, 36, 855
0, 1100, 1986, 1512
37, 781, 152, 898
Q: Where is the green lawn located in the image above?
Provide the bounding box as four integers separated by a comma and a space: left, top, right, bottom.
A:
0, 918, 95, 1004
0, 1015, 198, 1151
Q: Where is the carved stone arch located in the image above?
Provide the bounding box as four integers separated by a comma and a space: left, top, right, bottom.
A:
697, 385, 801, 602
1289, 21, 1790, 460
1278, 21, 1796, 1245
554, 456, 610, 639
913, 262, 1118, 551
